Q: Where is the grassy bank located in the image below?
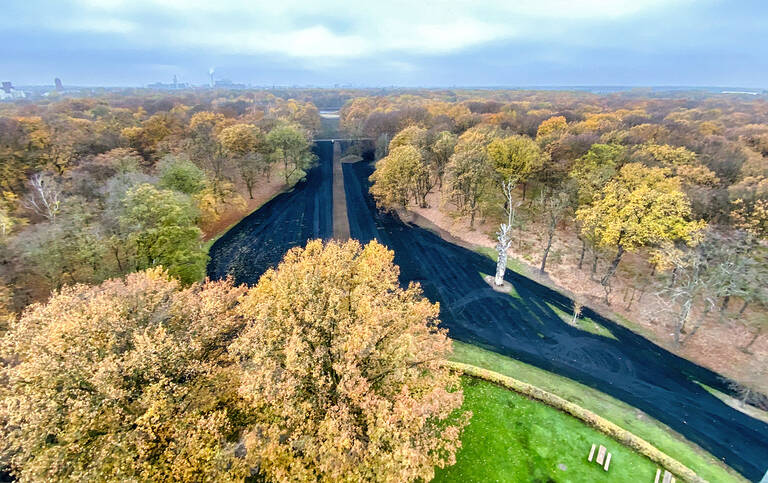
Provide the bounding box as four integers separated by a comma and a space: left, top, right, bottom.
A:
449, 341, 745, 482
434, 376, 659, 482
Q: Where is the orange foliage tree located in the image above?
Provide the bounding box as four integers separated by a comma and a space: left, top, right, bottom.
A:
0, 269, 251, 481
231, 239, 469, 482
2, 240, 469, 482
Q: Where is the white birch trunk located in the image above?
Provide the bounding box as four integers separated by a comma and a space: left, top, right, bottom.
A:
494, 232, 511, 286
494, 181, 517, 286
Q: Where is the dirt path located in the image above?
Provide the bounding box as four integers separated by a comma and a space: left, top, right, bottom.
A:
332, 141, 350, 240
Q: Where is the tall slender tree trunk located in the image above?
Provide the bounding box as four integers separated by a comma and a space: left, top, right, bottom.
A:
720, 295, 730, 313
739, 300, 749, 315
668, 266, 678, 288
741, 327, 762, 353
578, 237, 586, 270
590, 252, 599, 280
675, 298, 693, 345
495, 242, 509, 286
601, 245, 624, 286
626, 287, 637, 310
540, 230, 555, 274
112, 246, 123, 273
683, 304, 712, 344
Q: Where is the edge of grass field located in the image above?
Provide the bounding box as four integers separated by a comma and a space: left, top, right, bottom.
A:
450, 340, 747, 483
447, 360, 703, 482
472, 246, 653, 338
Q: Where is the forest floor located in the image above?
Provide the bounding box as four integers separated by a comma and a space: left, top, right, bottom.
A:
409, 190, 768, 394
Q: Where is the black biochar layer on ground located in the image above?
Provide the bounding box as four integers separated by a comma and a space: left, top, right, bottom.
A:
209, 141, 768, 481
207, 141, 334, 285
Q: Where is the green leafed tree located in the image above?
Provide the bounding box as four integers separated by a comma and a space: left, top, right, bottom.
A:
431, 130, 458, 188
486, 134, 545, 283
266, 123, 315, 184
568, 143, 624, 206
487, 135, 546, 189
576, 163, 705, 300
119, 183, 208, 284
157, 155, 207, 195
445, 125, 499, 227
370, 144, 429, 210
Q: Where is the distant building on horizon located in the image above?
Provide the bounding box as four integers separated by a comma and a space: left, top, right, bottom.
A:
147, 75, 189, 90
214, 79, 247, 89
54, 78, 63, 90
0, 81, 27, 100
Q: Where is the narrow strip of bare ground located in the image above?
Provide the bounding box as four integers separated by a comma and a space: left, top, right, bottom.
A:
332, 141, 351, 240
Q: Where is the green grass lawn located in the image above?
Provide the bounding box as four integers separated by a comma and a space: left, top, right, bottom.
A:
474, 246, 528, 276
434, 376, 659, 482
449, 341, 746, 482
545, 302, 618, 341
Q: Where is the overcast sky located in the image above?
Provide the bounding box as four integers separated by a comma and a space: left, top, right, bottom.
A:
2, 0, 766, 87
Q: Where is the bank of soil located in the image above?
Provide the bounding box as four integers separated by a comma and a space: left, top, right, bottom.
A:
202, 176, 288, 242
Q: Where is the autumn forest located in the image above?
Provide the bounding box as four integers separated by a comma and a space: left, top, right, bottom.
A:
1, 87, 767, 482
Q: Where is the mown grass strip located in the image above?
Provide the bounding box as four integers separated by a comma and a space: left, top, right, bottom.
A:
445, 360, 705, 483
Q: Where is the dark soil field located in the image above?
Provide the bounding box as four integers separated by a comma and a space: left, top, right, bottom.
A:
209, 141, 768, 481
207, 141, 334, 285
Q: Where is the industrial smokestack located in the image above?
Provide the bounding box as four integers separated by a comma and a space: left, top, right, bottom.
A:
209, 67, 215, 88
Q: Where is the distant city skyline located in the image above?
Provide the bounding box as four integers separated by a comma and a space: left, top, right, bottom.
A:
2, 0, 767, 88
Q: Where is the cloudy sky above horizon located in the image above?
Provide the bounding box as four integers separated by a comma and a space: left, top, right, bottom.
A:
2, 0, 767, 87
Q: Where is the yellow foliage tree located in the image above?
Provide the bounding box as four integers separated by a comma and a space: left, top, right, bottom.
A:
0, 269, 251, 481
231, 240, 469, 483
732, 198, 768, 239
576, 163, 705, 291
536, 115, 567, 139
370, 145, 430, 210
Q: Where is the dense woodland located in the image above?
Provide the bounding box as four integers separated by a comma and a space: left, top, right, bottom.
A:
343, 89, 768, 394
2, 88, 768, 363
0, 91, 321, 314
1, 88, 768, 479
